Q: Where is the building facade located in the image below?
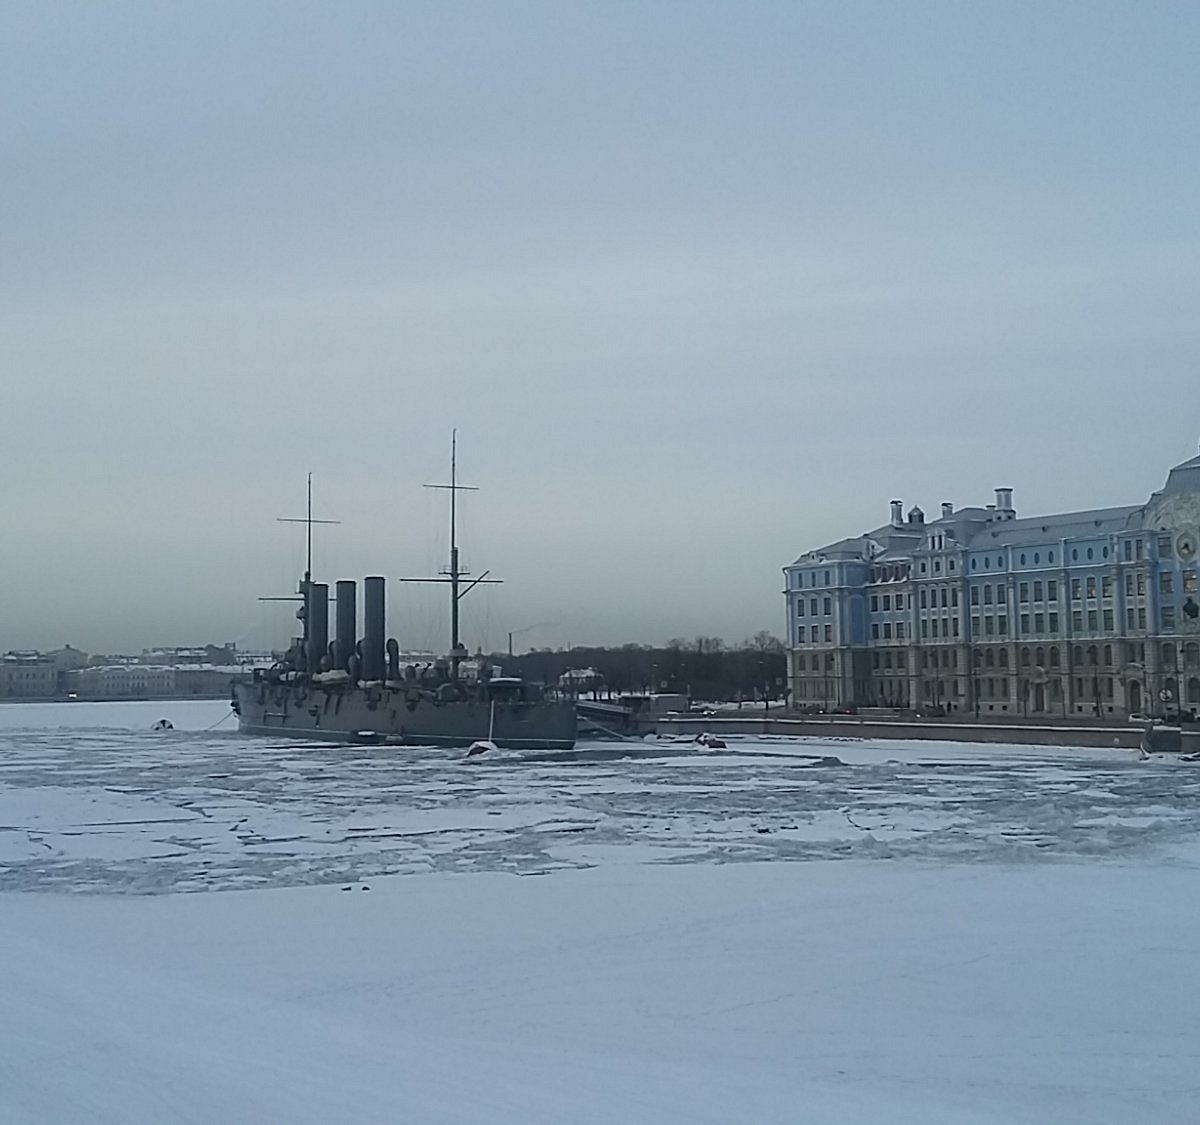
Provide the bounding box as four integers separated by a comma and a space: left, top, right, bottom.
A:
783, 453, 1200, 719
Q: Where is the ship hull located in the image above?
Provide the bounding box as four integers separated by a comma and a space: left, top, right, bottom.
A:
231, 679, 577, 750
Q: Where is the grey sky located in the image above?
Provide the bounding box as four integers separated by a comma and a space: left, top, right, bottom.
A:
3, 2, 1198, 655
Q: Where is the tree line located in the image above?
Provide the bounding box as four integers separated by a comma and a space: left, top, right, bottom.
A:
492, 632, 787, 703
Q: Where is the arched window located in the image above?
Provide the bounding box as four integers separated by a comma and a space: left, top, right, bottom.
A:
985, 650, 995, 668
1162, 642, 1176, 667
1035, 646, 1046, 667
1073, 645, 1084, 666
1103, 645, 1112, 667
1049, 646, 1060, 667
1020, 647, 1031, 666
1087, 645, 1098, 666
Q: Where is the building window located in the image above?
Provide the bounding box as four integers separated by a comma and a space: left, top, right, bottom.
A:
971, 587, 979, 606
1035, 612, 1045, 632
872, 623, 880, 639
1034, 552, 1041, 564
1033, 581, 1043, 601
1019, 582, 1029, 602
1047, 580, 1057, 600
984, 585, 993, 605
985, 617, 995, 636
895, 594, 904, 610
1138, 608, 1147, 629
1124, 540, 1133, 561
824, 597, 832, 615
1137, 573, 1146, 596
1103, 609, 1113, 631
1021, 614, 1030, 634
1101, 576, 1113, 598
922, 620, 929, 638
998, 616, 1008, 635
1186, 571, 1198, 594
825, 625, 832, 642
871, 595, 879, 611
953, 619, 960, 637
883, 623, 892, 639
1164, 607, 1176, 629
1072, 579, 1082, 601
951, 589, 958, 607
883, 594, 891, 610
1162, 573, 1175, 594
1073, 611, 1084, 631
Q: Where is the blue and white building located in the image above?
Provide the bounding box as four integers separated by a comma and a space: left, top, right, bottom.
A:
783, 453, 1200, 718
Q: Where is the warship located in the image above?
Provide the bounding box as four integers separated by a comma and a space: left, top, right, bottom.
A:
230, 438, 577, 750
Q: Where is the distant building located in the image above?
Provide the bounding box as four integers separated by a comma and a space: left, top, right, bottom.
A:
0, 651, 58, 697
783, 452, 1200, 718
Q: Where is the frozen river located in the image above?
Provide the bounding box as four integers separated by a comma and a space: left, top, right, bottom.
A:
4, 700, 1200, 1123
2, 699, 1199, 894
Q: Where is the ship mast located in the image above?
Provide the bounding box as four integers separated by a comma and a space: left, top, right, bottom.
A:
264, 473, 339, 666
401, 431, 501, 676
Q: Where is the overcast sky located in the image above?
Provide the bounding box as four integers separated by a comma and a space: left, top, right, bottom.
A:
3, 1, 1198, 656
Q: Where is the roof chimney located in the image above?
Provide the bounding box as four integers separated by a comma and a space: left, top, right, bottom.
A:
941, 501, 954, 519
890, 499, 903, 528
995, 487, 1013, 512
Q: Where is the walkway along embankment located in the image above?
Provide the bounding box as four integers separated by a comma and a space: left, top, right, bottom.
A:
654, 713, 1143, 749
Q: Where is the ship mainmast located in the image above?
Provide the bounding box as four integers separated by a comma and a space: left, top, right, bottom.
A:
401, 431, 501, 676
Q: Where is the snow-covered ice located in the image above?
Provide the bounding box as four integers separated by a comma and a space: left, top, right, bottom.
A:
2, 700, 1199, 1122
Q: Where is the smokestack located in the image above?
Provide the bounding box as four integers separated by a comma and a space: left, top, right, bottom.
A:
941, 502, 953, 519
362, 576, 386, 682
995, 487, 1014, 516
306, 583, 329, 673
334, 580, 356, 673
890, 500, 903, 527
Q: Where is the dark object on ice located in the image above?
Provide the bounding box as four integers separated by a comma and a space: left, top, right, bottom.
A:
694, 732, 727, 748
152, 719, 174, 731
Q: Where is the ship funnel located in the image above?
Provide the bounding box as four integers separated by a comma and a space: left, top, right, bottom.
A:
362, 576, 386, 682
306, 583, 329, 673
334, 580, 356, 673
